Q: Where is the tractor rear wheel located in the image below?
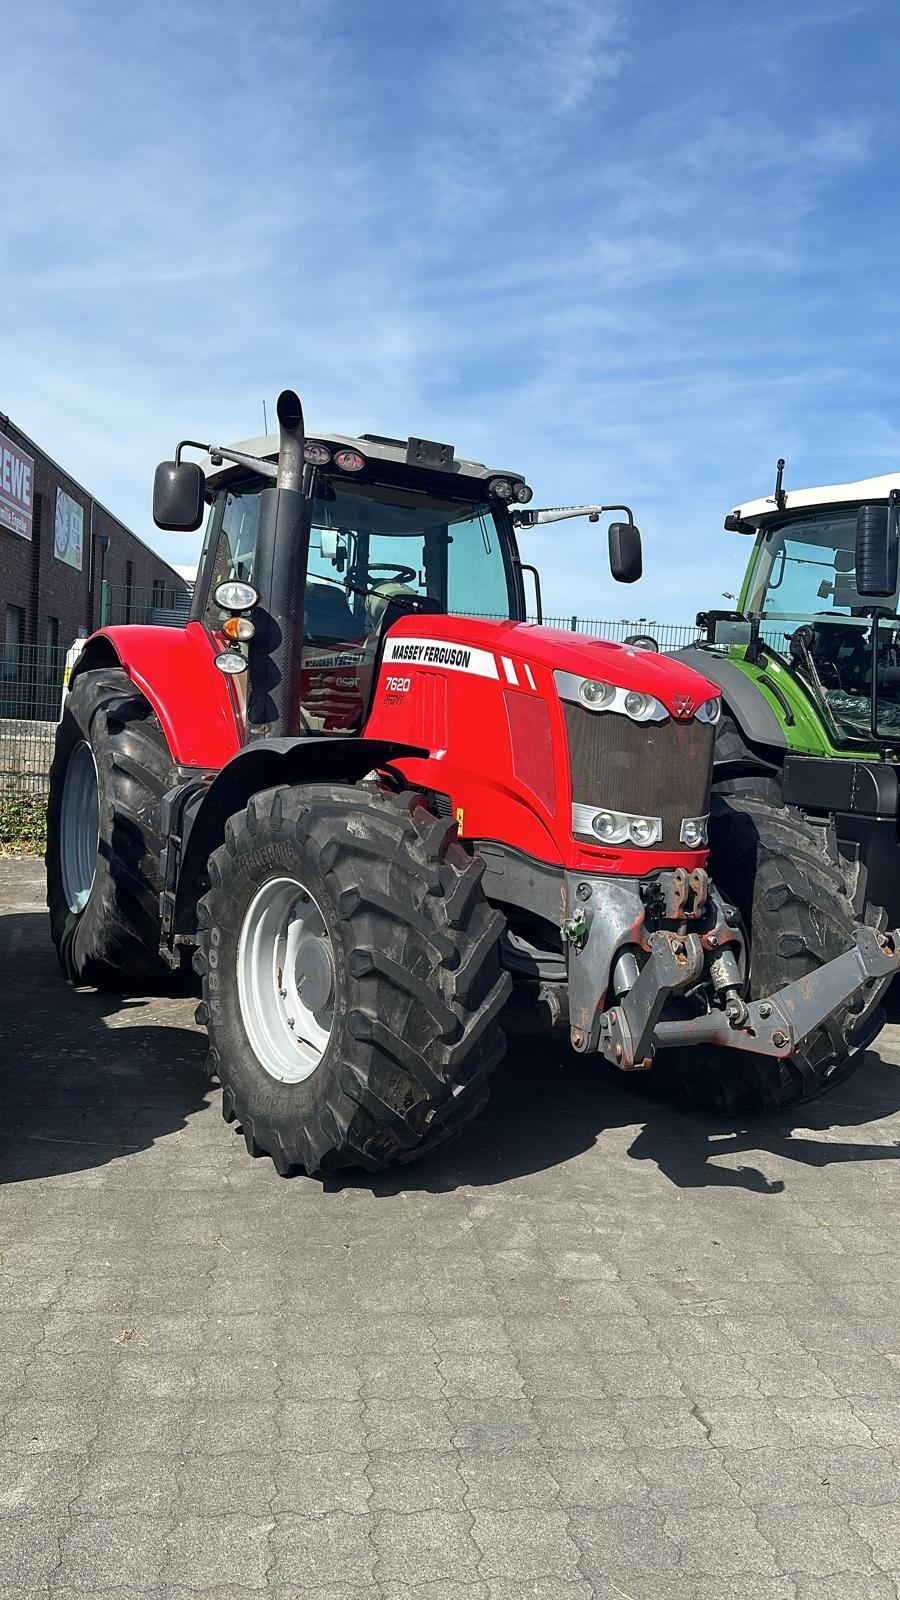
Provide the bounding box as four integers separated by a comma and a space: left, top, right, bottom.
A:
654, 792, 886, 1112
46, 668, 175, 987
194, 783, 510, 1175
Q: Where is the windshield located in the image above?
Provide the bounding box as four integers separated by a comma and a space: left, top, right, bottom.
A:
745, 510, 900, 740
200, 469, 518, 734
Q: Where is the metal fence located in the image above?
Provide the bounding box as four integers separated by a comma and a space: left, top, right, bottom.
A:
0, 615, 701, 841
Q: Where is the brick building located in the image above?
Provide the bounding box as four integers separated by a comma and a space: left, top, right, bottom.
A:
0, 412, 190, 664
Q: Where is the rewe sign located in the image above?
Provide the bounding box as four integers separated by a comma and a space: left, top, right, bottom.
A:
0, 437, 35, 541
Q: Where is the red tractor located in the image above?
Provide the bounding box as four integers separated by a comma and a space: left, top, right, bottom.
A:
46, 391, 900, 1175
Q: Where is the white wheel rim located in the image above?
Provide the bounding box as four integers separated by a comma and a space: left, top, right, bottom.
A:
59, 740, 99, 913
236, 875, 335, 1083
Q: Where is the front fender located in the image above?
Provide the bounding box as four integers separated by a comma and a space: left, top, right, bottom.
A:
172, 734, 428, 936
72, 622, 241, 768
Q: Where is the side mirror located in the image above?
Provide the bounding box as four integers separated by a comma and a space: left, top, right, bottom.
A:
855, 502, 899, 598
153, 460, 205, 532
608, 521, 642, 584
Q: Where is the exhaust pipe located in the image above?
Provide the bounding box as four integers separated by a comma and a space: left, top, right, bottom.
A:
246, 389, 311, 740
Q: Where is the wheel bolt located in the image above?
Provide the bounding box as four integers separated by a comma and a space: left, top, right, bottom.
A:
772, 1030, 788, 1048
758, 1002, 772, 1018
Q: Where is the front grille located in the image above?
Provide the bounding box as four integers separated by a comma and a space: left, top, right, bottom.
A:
563, 703, 715, 848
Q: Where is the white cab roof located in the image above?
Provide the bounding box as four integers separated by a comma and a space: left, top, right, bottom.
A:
733, 470, 900, 526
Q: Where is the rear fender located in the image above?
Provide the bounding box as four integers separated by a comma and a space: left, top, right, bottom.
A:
71, 622, 241, 769
171, 734, 428, 938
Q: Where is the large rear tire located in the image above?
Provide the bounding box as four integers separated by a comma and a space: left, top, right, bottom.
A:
46, 668, 175, 987
655, 791, 886, 1112
194, 783, 511, 1175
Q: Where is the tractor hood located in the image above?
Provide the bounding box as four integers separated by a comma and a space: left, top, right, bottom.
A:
383, 614, 719, 720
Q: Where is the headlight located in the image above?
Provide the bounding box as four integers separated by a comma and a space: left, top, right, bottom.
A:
680, 815, 709, 847
579, 678, 616, 709
567, 674, 667, 721
214, 580, 259, 611
696, 696, 721, 725
572, 803, 662, 847
213, 650, 247, 675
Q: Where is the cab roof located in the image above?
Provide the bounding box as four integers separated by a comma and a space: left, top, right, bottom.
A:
732, 469, 900, 528
201, 430, 526, 495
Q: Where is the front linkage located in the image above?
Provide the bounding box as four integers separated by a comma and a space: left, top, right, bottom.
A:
563, 867, 900, 1081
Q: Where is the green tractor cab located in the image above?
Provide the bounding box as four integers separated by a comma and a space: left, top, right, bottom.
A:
676, 466, 900, 931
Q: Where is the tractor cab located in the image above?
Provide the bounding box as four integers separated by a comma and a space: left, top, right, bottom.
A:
739, 499, 900, 745
191, 431, 529, 735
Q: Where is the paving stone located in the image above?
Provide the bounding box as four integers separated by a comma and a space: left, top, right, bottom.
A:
164, 1513, 274, 1588
368, 1450, 466, 1513
757, 1503, 878, 1577
664, 1504, 781, 1575
459, 1448, 560, 1509
57, 1513, 169, 1589
568, 1504, 681, 1580
271, 1511, 375, 1587
272, 1451, 371, 1515
178, 1451, 276, 1515
365, 1398, 452, 1452
846, 1503, 900, 1571
470, 1507, 581, 1580
438, 1351, 524, 1398
374, 1508, 480, 1583
76, 1449, 180, 1514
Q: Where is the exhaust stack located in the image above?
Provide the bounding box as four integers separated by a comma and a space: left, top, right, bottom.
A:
246, 389, 311, 740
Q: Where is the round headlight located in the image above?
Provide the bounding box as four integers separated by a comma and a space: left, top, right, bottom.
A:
592, 811, 618, 840
490, 477, 513, 501
334, 449, 365, 472
514, 483, 533, 503
681, 819, 704, 848
213, 650, 247, 675
629, 817, 655, 844
214, 580, 259, 612
579, 679, 615, 710
222, 615, 255, 642
704, 696, 720, 723
624, 690, 650, 719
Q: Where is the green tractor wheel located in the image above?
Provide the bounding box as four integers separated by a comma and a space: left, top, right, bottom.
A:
654, 780, 886, 1113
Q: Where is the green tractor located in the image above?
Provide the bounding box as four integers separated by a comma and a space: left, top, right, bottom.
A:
671, 463, 900, 1105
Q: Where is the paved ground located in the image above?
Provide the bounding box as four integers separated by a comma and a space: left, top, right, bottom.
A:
1, 854, 899, 1599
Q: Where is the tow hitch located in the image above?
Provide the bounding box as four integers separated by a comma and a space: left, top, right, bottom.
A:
606, 924, 898, 1077
564, 869, 900, 1075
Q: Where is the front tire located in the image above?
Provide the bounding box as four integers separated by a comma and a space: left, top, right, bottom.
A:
46, 668, 175, 987
656, 793, 886, 1112
195, 783, 510, 1175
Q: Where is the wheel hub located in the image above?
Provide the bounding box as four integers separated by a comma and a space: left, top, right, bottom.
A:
236, 876, 335, 1084
59, 740, 99, 914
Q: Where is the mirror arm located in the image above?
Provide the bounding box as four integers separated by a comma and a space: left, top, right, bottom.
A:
513, 503, 635, 529
174, 439, 278, 480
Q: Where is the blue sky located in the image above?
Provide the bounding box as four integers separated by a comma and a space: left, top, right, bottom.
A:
2, 0, 899, 621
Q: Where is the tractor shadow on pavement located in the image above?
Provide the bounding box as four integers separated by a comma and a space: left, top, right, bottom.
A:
334, 1032, 900, 1199
0, 910, 210, 1186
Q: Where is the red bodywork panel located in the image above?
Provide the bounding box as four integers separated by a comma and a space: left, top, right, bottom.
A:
90, 613, 719, 876
87, 622, 242, 768
362, 616, 720, 876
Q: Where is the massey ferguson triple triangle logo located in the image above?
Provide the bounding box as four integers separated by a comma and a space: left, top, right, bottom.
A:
671, 693, 695, 718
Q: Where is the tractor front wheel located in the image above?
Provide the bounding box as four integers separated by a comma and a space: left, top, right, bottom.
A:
194, 783, 510, 1175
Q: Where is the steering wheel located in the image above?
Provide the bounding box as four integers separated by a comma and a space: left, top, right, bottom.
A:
364, 563, 418, 588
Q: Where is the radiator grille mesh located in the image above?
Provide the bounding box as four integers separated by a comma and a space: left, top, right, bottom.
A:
563, 703, 714, 848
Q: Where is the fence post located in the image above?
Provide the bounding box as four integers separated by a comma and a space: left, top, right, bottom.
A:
570, 616, 578, 632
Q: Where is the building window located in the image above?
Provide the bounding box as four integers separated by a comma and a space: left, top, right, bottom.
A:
125, 560, 134, 624
45, 615, 59, 652
3, 604, 25, 677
